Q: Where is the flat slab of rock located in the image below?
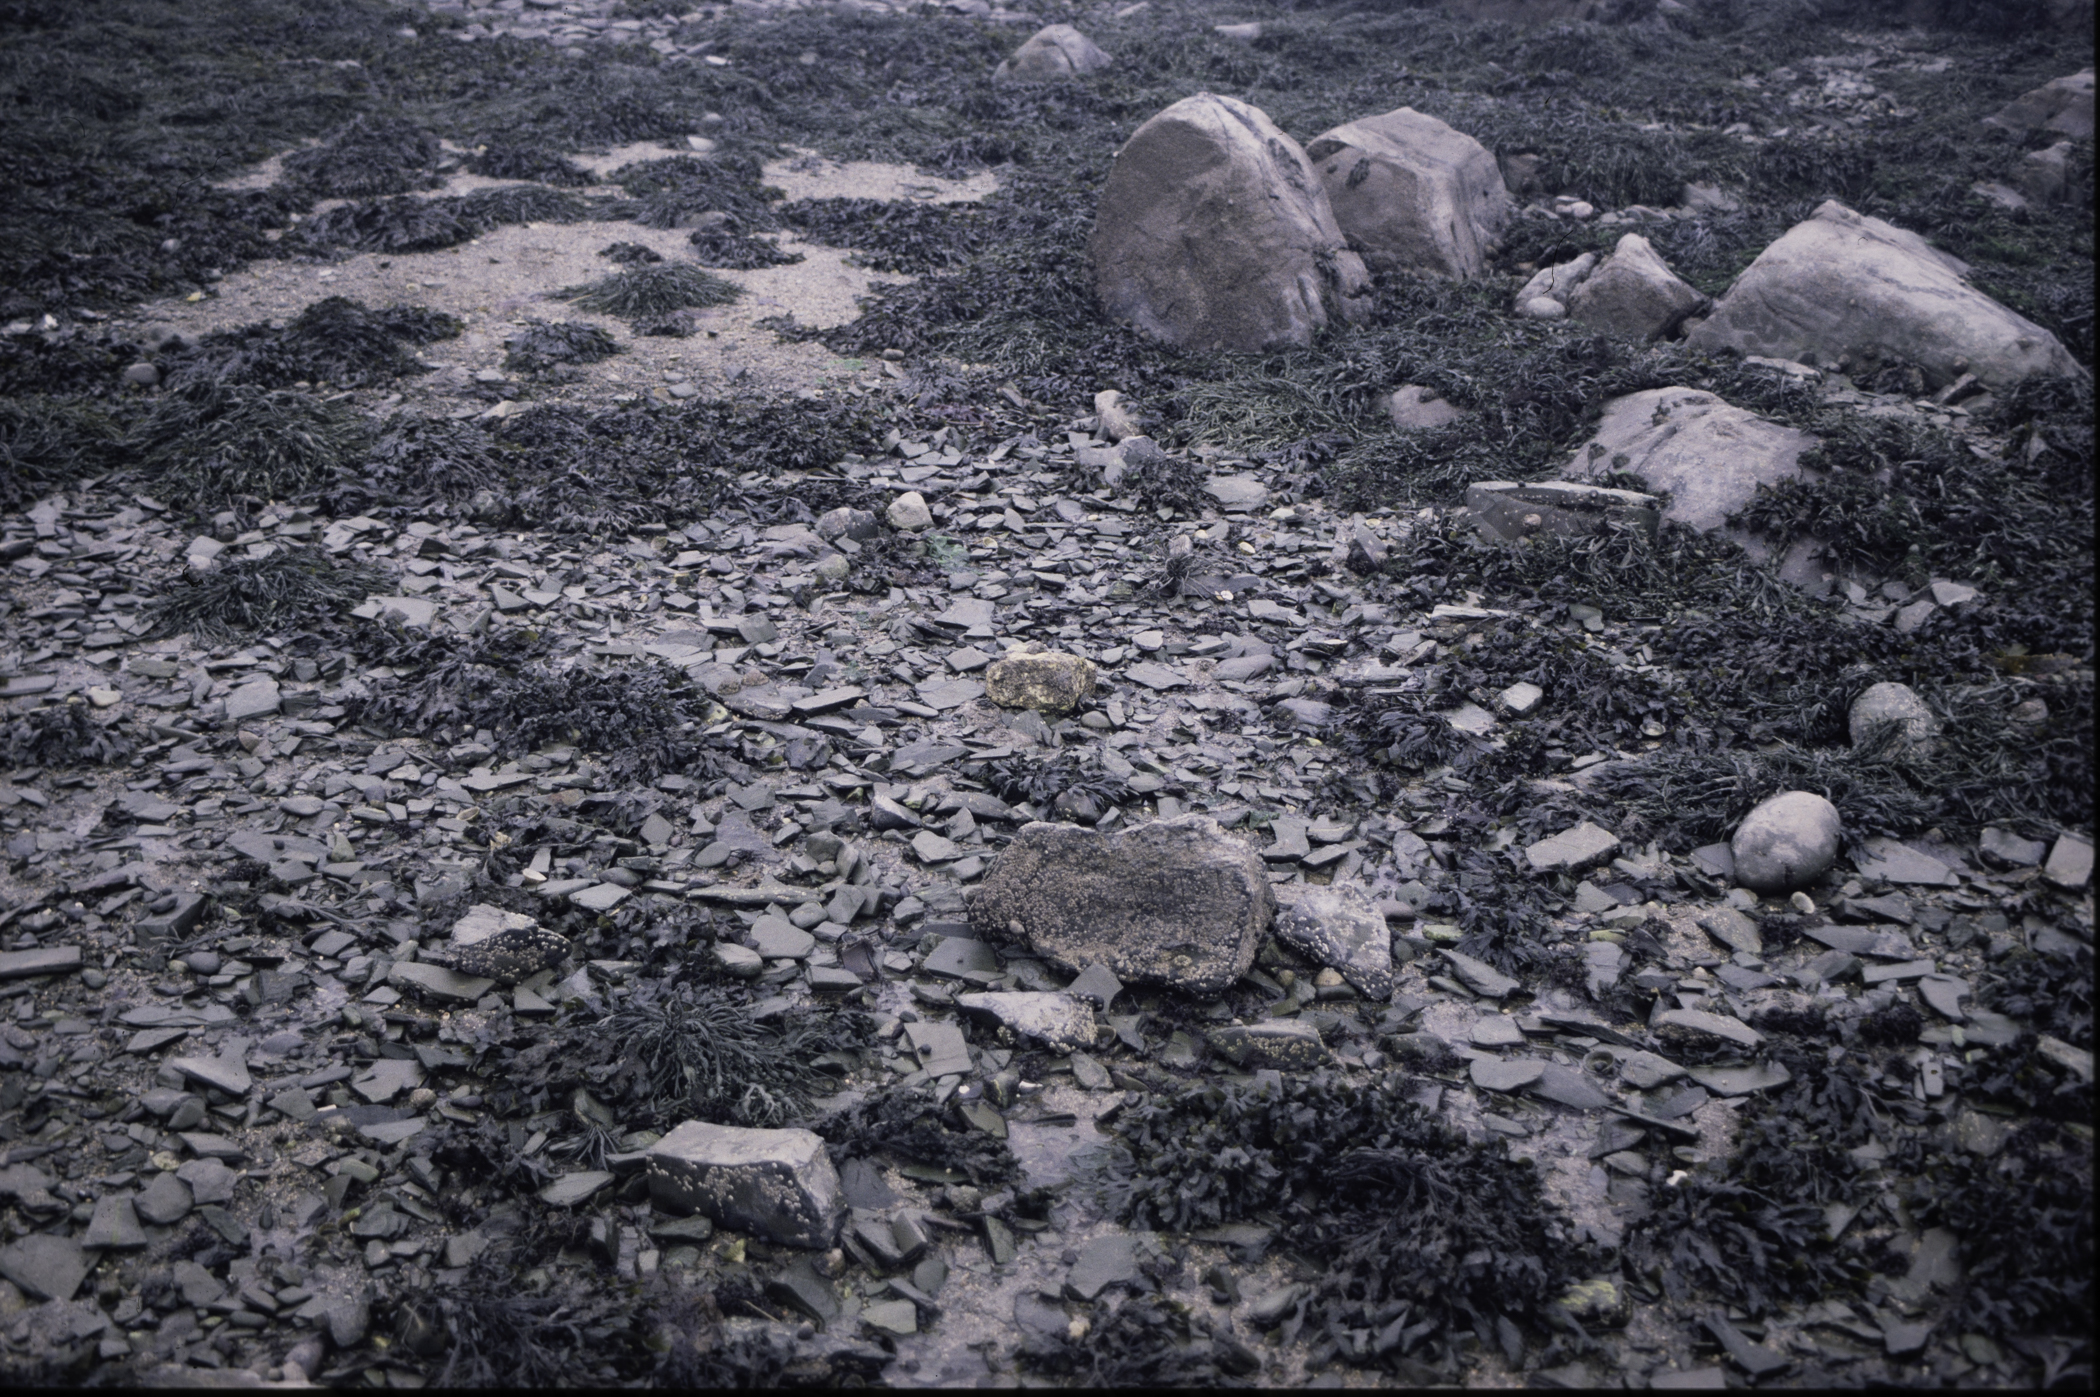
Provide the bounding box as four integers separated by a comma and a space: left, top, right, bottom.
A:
389, 961, 496, 1003
1853, 836, 1959, 887
1441, 948, 1519, 999
0, 946, 82, 979
1654, 1008, 1764, 1051
1305, 106, 1511, 279
1471, 1057, 1545, 1093
222, 677, 282, 724
1273, 884, 1393, 1000
84, 1193, 147, 1250
0, 1234, 90, 1301
645, 1122, 845, 1250
1684, 1060, 1792, 1096
1525, 821, 1621, 874
1208, 1019, 1328, 1070
1091, 92, 1369, 352
2045, 834, 2093, 889
170, 1047, 251, 1097
539, 1170, 614, 1207
955, 991, 1097, 1052
1561, 387, 1821, 580
1686, 199, 2083, 389
1530, 1063, 1613, 1110
1467, 479, 1658, 545
970, 815, 1273, 999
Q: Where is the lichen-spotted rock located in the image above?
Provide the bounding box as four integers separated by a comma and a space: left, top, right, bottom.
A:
968, 814, 1273, 999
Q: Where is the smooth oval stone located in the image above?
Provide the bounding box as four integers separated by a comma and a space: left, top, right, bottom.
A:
1731, 790, 1842, 895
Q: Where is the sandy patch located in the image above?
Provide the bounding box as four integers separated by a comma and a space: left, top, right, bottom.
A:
117, 217, 909, 403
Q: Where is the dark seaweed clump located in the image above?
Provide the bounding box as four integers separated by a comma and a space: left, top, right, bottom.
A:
0, 396, 128, 511
1899, 1121, 2094, 1342
323, 412, 503, 517
599, 241, 664, 265
1093, 1073, 1580, 1372
1019, 1294, 1261, 1386
163, 297, 460, 391
579, 981, 864, 1129
1627, 1047, 1883, 1315
778, 198, 985, 274
817, 1086, 1020, 1188
561, 263, 741, 320
280, 115, 442, 199
613, 154, 783, 232
476, 396, 871, 534
145, 545, 394, 643
346, 628, 724, 783
687, 221, 803, 270
1981, 948, 2093, 1050
291, 185, 590, 257
129, 385, 373, 512
465, 142, 592, 186
503, 319, 623, 376
2, 701, 134, 768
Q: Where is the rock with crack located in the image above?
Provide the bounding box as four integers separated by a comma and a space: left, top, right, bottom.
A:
1513, 251, 1595, 320
645, 1122, 846, 1250
1685, 200, 2084, 390
1091, 92, 1370, 352
983, 648, 1097, 717
1273, 884, 1393, 1000
955, 991, 1098, 1051
993, 23, 1110, 82
968, 814, 1275, 999
1303, 106, 1512, 279
1560, 386, 1828, 590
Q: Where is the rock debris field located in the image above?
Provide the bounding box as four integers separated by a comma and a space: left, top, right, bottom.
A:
0, 0, 2093, 1388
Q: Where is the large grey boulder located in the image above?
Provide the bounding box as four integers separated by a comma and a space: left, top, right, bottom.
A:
1731, 791, 1842, 895
1686, 201, 2084, 390
1564, 233, 1705, 341
1091, 94, 1370, 353
994, 24, 1111, 83
1273, 884, 1393, 1000
645, 1122, 845, 1250
1304, 107, 1512, 279
969, 814, 1274, 999
1981, 69, 2093, 140
1560, 387, 1826, 588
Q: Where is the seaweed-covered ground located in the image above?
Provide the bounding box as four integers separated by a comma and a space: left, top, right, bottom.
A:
0, 0, 2091, 1387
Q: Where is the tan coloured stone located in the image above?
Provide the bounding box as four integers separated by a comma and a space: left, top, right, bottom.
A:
984, 649, 1098, 716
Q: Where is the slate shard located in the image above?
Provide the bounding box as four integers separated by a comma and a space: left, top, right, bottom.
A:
645, 1121, 846, 1250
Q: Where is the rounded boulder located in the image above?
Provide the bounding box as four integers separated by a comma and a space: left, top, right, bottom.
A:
1848, 681, 1938, 752
1731, 790, 1842, 895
